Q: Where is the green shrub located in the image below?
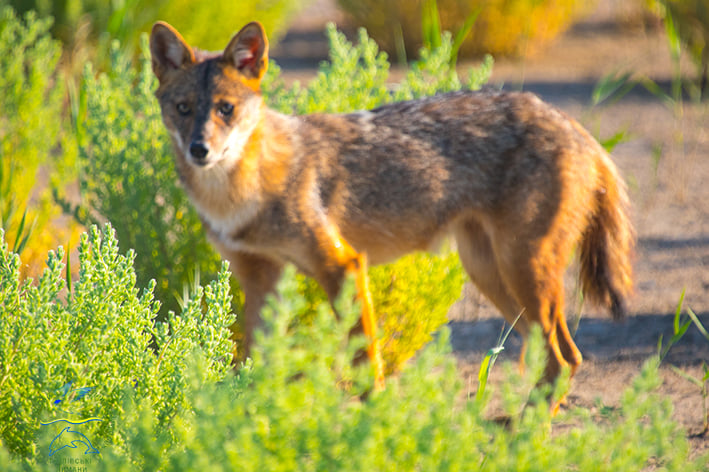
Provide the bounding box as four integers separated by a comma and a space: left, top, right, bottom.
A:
0, 6, 82, 278
337, 0, 588, 58
370, 250, 465, 373
0, 223, 235, 460
2, 229, 705, 469
265, 23, 493, 115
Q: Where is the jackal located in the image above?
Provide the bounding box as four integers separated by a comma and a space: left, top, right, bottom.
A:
150, 21, 633, 390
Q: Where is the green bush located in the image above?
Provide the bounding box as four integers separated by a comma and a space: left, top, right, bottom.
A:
337, 0, 588, 58
2, 227, 706, 469
370, 250, 465, 373
265, 24, 493, 115
0, 6, 82, 278
0, 224, 235, 459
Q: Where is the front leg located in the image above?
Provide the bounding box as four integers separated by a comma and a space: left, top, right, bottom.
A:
311, 224, 385, 391
223, 249, 283, 360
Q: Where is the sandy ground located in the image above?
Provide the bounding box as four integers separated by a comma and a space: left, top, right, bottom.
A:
272, 0, 709, 457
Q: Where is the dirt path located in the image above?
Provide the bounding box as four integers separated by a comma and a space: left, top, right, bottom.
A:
273, 0, 709, 456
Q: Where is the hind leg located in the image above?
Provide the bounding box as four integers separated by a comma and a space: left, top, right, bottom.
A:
553, 302, 583, 377
456, 218, 583, 382
490, 235, 583, 383
454, 220, 528, 370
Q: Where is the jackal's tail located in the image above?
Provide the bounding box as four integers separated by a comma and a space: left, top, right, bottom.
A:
579, 154, 634, 320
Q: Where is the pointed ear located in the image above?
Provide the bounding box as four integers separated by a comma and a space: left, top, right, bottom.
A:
223, 22, 269, 84
150, 22, 195, 83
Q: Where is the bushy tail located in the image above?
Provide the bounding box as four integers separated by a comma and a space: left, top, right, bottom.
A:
579, 155, 634, 320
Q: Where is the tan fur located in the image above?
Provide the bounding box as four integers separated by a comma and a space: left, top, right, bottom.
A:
150, 21, 634, 391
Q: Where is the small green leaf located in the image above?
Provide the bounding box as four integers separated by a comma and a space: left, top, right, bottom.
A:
476, 349, 496, 403
670, 364, 703, 389
674, 289, 686, 333
450, 7, 481, 67
592, 70, 634, 106
600, 128, 630, 153
687, 307, 709, 342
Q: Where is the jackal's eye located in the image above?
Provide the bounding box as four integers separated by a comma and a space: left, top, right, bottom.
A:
176, 102, 191, 116
217, 102, 234, 118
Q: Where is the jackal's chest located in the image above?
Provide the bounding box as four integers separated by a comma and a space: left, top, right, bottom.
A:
191, 195, 260, 250
195, 193, 296, 255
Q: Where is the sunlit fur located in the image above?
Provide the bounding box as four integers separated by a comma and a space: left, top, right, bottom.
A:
150, 21, 634, 393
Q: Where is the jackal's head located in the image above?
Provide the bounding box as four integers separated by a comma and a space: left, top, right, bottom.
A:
150, 21, 268, 170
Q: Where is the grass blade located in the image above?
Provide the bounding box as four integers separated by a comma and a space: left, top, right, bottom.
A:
640, 76, 676, 109
421, 0, 442, 51
476, 346, 505, 403
12, 207, 34, 254
670, 364, 704, 389
687, 308, 709, 342
450, 7, 481, 67
600, 128, 630, 154
674, 289, 686, 333
66, 240, 73, 296
475, 310, 523, 403
592, 70, 634, 106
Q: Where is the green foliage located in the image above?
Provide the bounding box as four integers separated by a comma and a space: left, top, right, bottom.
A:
337, 0, 587, 59
423, 0, 481, 68
0, 6, 60, 192
7, 0, 151, 47
0, 163, 33, 255
370, 251, 465, 373
0, 224, 235, 460
476, 312, 523, 404
2, 236, 705, 469
607, 1, 709, 104
265, 23, 492, 116
266, 26, 394, 114
0, 6, 80, 276
284, 249, 466, 375
652, 0, 709, 97
657, 290, 709, 435
70, 37, 227, 317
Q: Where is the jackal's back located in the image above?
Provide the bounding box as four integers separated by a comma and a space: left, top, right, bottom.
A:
293, 90, 606, 261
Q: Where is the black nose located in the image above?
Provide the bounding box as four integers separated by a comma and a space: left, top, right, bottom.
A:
189, 141, 209, 161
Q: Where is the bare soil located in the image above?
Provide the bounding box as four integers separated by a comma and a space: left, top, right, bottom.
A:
274, 0, 709, 458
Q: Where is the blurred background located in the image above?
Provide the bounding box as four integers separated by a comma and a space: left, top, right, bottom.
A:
3, 0, 705, 79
